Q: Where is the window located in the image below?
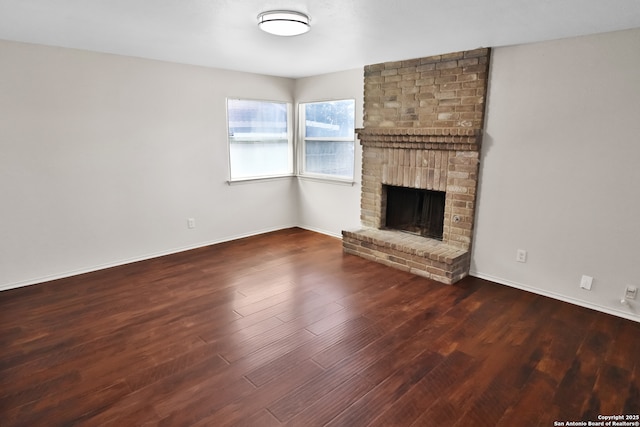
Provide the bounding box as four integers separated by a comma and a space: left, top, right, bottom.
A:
299, 99, 355, 180
227, 99, 292, 180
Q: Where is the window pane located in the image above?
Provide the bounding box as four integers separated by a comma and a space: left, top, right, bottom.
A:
304, 140, 354, 178
229, 140, 290, 178
228, 99, 291, 179
304, 100, 355, 138
302, 99, 355, 179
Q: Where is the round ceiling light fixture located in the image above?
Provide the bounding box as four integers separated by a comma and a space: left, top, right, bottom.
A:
257, 10, 311, 36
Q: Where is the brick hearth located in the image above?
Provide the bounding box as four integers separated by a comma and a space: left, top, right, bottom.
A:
343, 48, 490, 284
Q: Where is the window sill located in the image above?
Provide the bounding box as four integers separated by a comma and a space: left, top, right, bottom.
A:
226, 174, 357, 186
296, 174, 357, 186
226, 175, 295, 185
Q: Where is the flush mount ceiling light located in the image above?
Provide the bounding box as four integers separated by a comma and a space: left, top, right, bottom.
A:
257, 10, 311, 36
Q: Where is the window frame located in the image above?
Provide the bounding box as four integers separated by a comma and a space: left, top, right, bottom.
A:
297, 98, 356, 183
226, 98, 294, 183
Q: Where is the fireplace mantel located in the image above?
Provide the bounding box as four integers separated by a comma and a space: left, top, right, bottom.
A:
356, 127, 482, 151
357, 127, 480, 137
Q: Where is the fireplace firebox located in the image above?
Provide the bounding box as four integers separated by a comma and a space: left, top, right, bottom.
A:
384, 186, 445, 240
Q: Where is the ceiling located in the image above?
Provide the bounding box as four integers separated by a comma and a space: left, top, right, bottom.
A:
1, 0, 640, 78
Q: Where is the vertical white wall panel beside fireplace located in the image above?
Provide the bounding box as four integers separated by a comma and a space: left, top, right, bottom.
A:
472, 28, 640, 321
294, 69, 364, 237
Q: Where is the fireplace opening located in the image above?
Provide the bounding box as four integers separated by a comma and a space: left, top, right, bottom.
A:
384, 185, 446, 240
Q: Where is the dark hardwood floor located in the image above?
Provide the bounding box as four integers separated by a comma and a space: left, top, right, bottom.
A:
1, 228, 639, 426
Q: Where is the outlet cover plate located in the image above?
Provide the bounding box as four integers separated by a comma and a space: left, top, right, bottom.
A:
625, 286, 637, 300
516, 249, 527, 263
580, 275, 593, 290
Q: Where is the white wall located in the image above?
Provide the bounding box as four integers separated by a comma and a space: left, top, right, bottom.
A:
472, 28, 640, 321
0, 40, 297, 289
294, 69, 364, 237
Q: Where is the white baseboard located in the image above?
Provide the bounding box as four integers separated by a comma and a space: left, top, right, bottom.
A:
0, 224, 297, 292
470, 270, 640, 323
296, 225, 343, 239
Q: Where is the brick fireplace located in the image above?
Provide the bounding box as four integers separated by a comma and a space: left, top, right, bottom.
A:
342, 48, 490, 284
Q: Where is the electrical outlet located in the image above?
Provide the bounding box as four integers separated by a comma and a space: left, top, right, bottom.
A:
187, 218, 195, 229
516, 249, 527, 263
625, 285, 637, 300
580, 275, 593, 290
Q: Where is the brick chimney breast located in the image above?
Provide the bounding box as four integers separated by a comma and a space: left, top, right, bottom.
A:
343, 48, 490, 285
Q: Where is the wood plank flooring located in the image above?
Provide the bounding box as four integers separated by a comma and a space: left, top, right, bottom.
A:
1, 227, 639, 426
